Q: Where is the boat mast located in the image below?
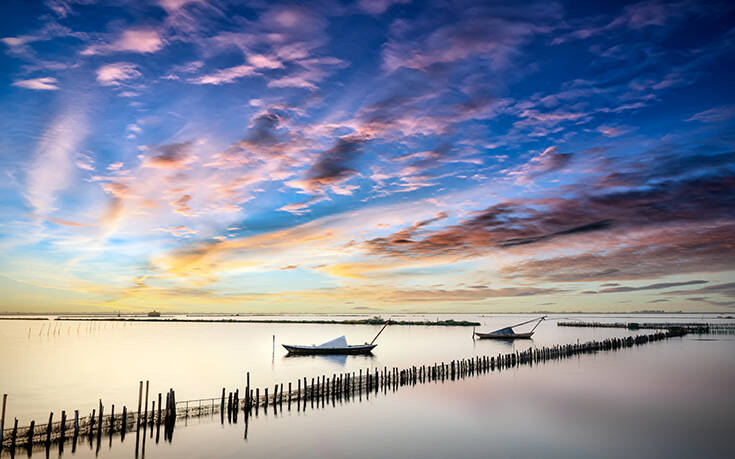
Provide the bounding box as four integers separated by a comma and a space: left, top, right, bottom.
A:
530, 316, 546, 332
370, 320, 390, 345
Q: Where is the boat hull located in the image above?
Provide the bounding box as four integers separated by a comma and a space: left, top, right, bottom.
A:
282, 344, 377, 355
475, 332, 534, 340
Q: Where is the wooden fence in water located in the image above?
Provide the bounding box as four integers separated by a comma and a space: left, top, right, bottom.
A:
557, 321, 735, 332
0, 328, 687, 454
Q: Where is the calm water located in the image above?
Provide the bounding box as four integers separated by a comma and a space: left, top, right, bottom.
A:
1, 314, 734, 458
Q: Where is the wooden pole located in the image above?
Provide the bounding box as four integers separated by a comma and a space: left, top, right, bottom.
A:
60, 410, 67, 441
171, 389, 176, 419
110, 405, 115, 432
0, 393, 6, 447
144, 380, 149, 422
157, 393, 162, 425
27, 419, 34, 446
246, 372, 250, 409
98, 399, 103, 433
11, 418, 18, 449
46, 412, 53, 444
137, 380, 143, 425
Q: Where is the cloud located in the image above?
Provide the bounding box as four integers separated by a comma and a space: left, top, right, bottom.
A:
191, 64, 256, 85
142, 141, 195, 169
358, 0, 411, 15
365, 201, 610, 258
26, 104, 88, 216
384, 286, 566, 302
278, 197, 325, 215
505, 146, 573, 184
501, 223, 735, 282
382, 2, 560, 72
44, 216, 92, 227
171, 194, 194, 216
96, 62, 141, 86
287, 134, 368, 194
154, 225, 198, 237
74, 151, 94, 171
362, 138, 735, 291
158, 0, 205, 13
686, 106, 735, 123
595, 279, 708, 293
152, 217, 338, 283
497, 220, 613, 247
662, 282, 735, 298
597, 125, 633, 137
551, 0, 705, 44
12, 76, 59, 90
247, 53, 283, 69
82, 28, 164, 55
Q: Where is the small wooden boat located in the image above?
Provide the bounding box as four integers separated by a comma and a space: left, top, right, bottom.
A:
474, 316, 545, 340
283, 321, 390, 355
283, 336, 376, 355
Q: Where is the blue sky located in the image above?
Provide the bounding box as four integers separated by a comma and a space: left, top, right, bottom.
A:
1, 0, 734, 313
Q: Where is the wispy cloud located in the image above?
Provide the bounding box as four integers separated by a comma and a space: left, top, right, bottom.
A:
686, 105, 735, 123
12, 76, 59, 90
26, 103, 89, 216
96, 62, 141, 86
190, 65, 256, 85
82, 28, 164, 55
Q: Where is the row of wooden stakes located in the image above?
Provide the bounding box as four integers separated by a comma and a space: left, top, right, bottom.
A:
0, 328, 687, 452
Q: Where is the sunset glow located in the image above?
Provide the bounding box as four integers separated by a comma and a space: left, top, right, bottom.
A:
1, 0, 734, 313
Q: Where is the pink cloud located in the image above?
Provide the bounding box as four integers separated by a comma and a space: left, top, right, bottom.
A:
191, 65, 256, 85
247, 53, 283, 69
83, 28, 164, 55
12, 76, 58, 90
96, 62, 141, 86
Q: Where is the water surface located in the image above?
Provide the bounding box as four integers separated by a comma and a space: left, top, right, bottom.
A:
1, 314, 733, 458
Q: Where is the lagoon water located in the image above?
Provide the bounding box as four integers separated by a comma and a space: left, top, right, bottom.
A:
1, 314, 734, 458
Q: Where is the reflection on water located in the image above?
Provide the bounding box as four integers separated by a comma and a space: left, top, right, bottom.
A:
283, 353, 376, 366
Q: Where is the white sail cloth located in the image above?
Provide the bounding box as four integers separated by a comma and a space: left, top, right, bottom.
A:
316, 336, 348, 348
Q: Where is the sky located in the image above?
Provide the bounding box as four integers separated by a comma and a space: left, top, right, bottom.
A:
0, 0, 733, 314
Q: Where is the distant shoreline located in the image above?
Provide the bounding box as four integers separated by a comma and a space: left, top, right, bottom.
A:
1, 310, 726, 316
44, 317, 482, 326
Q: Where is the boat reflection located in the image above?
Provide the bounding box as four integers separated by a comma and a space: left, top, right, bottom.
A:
282, 353, 375, 366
